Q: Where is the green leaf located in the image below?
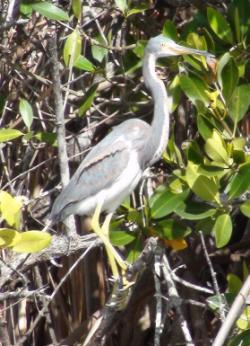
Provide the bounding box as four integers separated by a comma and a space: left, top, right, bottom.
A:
162, 20, 178, 41
240, 200, 250, 217
35, 132, 57, 146
229, 330, 250, 346
72, 0, 81, 19
115, 0, 127, 13
197, 114, 214, 140
78, 84, 98, 116
74, 55, 95, 72
110, 230, 135, 246
226, 163, 250, 199
20, 3, 33, 16
229, 0, 250, 43
186, 32, 207, 51
169, 75, 181, 112
175, 201, 216, 220
63, 29, 82, 67
232, 137, 246, 151
237, 306, 250, 330
91, 35, 108, 63
198, 165, 226, 177
185, 33, 208, 69
127, 6, 147, 17
195, 217, 216, 234
149, 188, 189, 219
0, 191, 22, 228
207, 7, 233, 43
207, 293, 231, 311
217, 53, 239, 101
0, 229, 21, 247
193, 175, 219, 202
133, 40, 146, 58
157, 219, 191, 239
19, 98, 33, 130
186, 163, 219, 203
228, 84, 250, 129
31, 2, 69, 21
213, 213, 232, 248
205, 130, 229, 163
12, 231, 52, 253
0, 128, 23, 142
227, 273, 242, 294
126, 237, 142, 264
179, 75, 210, 106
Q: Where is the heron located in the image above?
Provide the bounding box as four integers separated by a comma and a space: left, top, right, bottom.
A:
49, 35, 213, 278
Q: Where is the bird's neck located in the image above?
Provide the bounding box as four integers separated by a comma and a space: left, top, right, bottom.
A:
143, 52, 172, 166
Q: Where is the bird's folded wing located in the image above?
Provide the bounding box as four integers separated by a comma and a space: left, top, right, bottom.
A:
50, 140, 130, 219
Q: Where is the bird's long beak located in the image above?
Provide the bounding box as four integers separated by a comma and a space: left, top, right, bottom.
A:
169, 41, 214, 58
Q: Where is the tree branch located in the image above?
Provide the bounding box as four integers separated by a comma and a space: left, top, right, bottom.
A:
213, 274, 250, 346
0, 233, 100, 288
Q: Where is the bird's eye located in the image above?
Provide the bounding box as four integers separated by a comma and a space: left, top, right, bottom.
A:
161, 43, 165, 47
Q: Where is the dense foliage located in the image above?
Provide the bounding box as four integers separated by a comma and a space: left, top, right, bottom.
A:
0, 0, 250, 345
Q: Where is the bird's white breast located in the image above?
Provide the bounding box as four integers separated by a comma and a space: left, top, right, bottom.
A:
72, 147, 142, 216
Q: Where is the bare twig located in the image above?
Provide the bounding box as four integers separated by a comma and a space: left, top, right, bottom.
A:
49, 34, 76, 236
5, 0, 22, 23
154, 247, 163, 346
199, 232, 227, 322
0, 234, 100, 288
0, 316, 11, 346
172, 268, 214, 295
162, 254, 195, 346
213, 274, 250, 346
19, 241, 95, 344
49, 34, 70, 187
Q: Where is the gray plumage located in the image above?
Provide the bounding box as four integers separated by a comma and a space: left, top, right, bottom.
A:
50, 35, 212, 224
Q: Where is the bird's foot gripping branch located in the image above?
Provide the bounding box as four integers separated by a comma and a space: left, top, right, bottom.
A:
91, 202, 128, 281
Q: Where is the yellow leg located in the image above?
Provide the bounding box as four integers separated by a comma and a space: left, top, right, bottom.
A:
91, 203, 127, 278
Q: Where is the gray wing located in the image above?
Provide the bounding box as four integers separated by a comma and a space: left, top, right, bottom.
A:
50, 118, 151, 223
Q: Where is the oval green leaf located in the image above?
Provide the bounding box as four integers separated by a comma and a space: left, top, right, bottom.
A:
157, 219, 191, 239
115, 0, 127, 13
227, 273, 242, 294
213, 213, 232, 248
0, 191, 22, 228
72, 0, 81, 19
12, 231, 52, 253
227, 163, 250, 199
63, 29, 82, 66
150, 189, 189, 219
74, 55, 95, 72
205, 130, 229, 163
31, 2, 69, 21
197, 114, 214, 140
91, 35, 108, 63
162, 20, 178, 41
0, 128, 23, 142
19, 98, 33, 130
175, 201, 216, 220
207, 7, 233, 43
78, 84, 98, 116
217, 53, 238, 101
189, 175, 219, 203
179, 75, 210, 107
228, 84, 250, 127
240, 200, 250, 217
126, 237, 142, 264
0, 229, 21, 247
110, 230, 136, 246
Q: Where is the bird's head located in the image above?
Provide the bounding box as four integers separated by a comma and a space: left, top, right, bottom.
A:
145, 34, 214, 59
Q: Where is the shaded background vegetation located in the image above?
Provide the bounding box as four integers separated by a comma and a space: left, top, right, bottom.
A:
0, 0, 250, 345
